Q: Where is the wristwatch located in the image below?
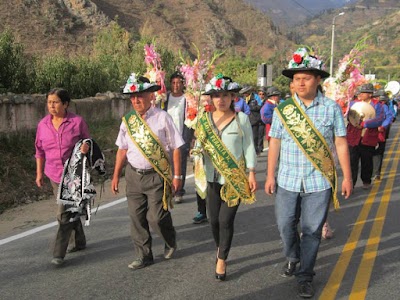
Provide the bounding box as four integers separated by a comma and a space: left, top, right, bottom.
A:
174, 175, 183, 180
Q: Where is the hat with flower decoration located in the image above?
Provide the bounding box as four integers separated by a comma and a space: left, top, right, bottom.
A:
282, 47, 330, 79
203, 74, 241, 95
122, 73, 161, 94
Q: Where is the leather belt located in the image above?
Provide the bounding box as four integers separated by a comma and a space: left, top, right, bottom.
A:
131, 165, 156, 175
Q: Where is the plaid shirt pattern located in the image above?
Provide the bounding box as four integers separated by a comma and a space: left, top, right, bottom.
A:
269, 93, 346, 193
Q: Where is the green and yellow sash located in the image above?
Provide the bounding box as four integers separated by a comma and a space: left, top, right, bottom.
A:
123, 110, 173, 210
196, 113, 255, 207
275, 98, 339, 210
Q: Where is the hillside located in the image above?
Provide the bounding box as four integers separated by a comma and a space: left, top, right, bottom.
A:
245, 0, 357, 26
294, 0, 400, 79
1, 0, 292, 59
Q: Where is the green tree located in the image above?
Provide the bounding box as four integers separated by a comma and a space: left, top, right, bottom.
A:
0, 29, 30, 93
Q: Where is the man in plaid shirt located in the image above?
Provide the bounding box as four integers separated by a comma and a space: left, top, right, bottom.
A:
265, 47, 352, 299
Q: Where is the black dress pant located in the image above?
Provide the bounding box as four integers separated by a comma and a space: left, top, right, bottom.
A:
252, 123, 265, 154
206, 182, 239, 260
349, 143, 376, 185
196, 192, 207, 216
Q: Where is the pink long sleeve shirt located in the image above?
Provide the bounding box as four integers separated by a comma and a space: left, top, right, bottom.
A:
35, 112, 90, 183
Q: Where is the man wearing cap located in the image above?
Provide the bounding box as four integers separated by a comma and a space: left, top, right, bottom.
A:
260, 86, 281, 143
162, 71, 194, 203
372, 90, 394, 180
111, 73, 184, 270
240, 86, 264, 155
347, 83, 384, 189
265, 48, 352, 298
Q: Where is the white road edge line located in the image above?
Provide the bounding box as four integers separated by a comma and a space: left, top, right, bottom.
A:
0, 174, 195, 246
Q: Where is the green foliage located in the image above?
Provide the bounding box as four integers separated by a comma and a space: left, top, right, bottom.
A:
0, 29, 30, 93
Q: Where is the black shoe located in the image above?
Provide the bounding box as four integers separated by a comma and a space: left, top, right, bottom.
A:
215, 260, 227, 281
215, 271, 226, 281
297, 281, 314, 298
280, 261, 297, 277
164, 244, 177, 259
128, 257, 154, 270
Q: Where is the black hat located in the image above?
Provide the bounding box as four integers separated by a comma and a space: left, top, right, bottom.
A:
266, 86, 281, 98
122, 73, 161, 94
282, 47, 330, 79
170, 71, 185, 82
359, 83, 374, 94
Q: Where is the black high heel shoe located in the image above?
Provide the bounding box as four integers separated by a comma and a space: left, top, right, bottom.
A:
215, 260, 227, 281
215, 271, 226, 281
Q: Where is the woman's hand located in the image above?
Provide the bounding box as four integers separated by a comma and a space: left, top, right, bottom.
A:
80, 142, 89, 154
36, 173, 44, 188
248, 172, 257, 193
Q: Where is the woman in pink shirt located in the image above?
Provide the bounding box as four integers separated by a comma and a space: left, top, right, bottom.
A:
35, 88, 90, 266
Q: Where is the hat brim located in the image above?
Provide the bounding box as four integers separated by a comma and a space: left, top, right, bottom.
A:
282, 68, 330, 79
202, 88, 241, 95
239, 87, 253, 94
359, 90, 374, 94
123, 85, 161, 94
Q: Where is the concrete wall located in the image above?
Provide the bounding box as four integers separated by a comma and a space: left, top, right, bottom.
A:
0, 92, 132, 133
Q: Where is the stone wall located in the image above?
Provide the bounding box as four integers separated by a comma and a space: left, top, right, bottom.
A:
0, 92, 132, 134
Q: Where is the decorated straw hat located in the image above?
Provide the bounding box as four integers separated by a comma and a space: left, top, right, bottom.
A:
122, 73, 161, 94
203, 74, 241, 95
282, 47, 330, 79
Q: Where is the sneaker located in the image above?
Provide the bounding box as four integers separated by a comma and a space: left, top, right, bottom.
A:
164, 244, 177, 259
280, 261, 297, 277
128, 257, 154, 270
374, 175, 381, 181
174, 195, 183, 204
67, 246, 86, 253
297, 281, 314, 298
193, 212, 208, 224
51, 258, 64, 265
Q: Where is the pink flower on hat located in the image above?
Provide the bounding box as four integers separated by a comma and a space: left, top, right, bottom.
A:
293, 54, 303, 64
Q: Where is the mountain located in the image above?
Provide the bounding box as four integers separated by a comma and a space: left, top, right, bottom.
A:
244, 0, 357, 26
0, 0, 291, 59
294, 0, 400, 79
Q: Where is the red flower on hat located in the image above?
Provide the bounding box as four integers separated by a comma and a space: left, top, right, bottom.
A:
130, 85, 137, 92
215, 78, 223, 88
293, 54, 303, 64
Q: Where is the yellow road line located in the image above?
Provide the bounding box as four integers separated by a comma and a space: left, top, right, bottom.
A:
319, 127, 400, 300
349, 142, 400, 299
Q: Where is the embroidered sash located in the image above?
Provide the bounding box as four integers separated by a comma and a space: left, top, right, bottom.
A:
196, 113, 255, 207
275, 98, 339, 210
123, 110, 173, 210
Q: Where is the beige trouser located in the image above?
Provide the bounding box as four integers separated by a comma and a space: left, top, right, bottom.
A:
51, 181, 86, 258
125, 165, 176, 259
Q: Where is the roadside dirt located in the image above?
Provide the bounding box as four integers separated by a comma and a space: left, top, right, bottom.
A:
0, 179, 126, 238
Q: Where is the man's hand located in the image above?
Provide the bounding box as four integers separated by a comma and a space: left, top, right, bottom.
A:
265, 176, 276, 195
172, 178, 182, 194
341, 179, 353, 199
36, 173, 44, 188
111, 176, 119, 195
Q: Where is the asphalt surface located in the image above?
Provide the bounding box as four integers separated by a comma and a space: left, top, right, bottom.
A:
1, 122, 399, 300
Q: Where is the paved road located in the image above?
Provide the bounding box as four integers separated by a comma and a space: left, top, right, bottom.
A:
1, 122, 399, 300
